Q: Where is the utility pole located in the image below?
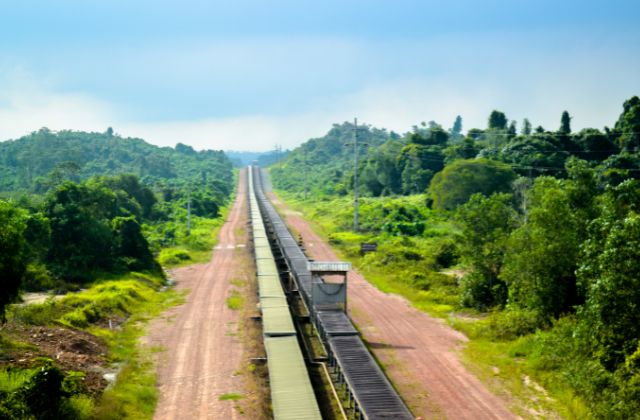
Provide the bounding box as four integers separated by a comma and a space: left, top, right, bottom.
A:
304, 148, 308, 200
187, 175, 191, 236
279, 144, 283, 168
353, 118, 359, 233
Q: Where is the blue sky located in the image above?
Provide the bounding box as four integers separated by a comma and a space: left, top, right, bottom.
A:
1, 0, 639, 151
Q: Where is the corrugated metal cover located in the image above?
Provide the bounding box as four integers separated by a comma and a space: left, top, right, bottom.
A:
262, 306, 296, 336
261, 297, 289, 308
258, 275, 285, 297
265, 337, 322, 420
257, 259, 279, 276
255, 247, 274, 260
254, 238, 271, 248
307, 262, 352, 272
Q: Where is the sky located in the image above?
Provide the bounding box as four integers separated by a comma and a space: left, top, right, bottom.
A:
1, 0, 639, 152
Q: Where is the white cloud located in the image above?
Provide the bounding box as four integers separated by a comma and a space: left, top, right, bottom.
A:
1, 28, 638, 152
0, 70, 115, 140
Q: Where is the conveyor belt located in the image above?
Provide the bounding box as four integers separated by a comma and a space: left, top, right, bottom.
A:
252, 165, 414, 420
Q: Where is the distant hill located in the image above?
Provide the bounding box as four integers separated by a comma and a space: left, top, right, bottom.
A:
225, 150, 290, 168
225, 151, 265, 167
0, 127, 233, 193
269, 121, 400, 195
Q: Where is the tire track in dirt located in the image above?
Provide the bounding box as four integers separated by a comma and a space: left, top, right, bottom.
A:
268, 192, 519, 420
146, 169, 249, 420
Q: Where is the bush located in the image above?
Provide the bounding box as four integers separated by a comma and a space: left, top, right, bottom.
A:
11, 297, 62, 326
485, 306, 544, 340
22, 264, 55, 292
459, 270, 508, 311
158, 249, 191, 266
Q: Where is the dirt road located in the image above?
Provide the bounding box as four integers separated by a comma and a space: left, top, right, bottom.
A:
268, 193, 519, 420
146, 170, 249, 420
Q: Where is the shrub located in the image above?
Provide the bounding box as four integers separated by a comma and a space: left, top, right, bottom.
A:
485, 306, 545, 340
22, 264, 55, 292
158, 249, 191, 266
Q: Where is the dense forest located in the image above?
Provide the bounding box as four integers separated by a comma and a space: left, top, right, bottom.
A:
0, 127, 232, 193
0, 127, 235, 305
271, 96, 640, 419
0, 129, 235, 418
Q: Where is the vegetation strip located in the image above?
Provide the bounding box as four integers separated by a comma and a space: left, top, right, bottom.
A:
0, 132, 235, 419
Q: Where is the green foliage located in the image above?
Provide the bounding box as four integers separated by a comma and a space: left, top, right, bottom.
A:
225, 290, 243, 310
158, 249, 191, 266
501, 177, 582, 318
521, 118, 532, 136
0, 360, 93, 420
488, 110, 508, 130
0, 127, 233, 193
486, 306, 545, 341
613, 95, 640, 151
560, 110, 572, 134
456, 193, 516, 310
111, 217, 160, 273
577, 179, 640, 371
0, 199, 27, 322
429, 159, 517, 211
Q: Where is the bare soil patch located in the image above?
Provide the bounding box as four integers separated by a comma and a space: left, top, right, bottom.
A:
0, 323, 109, 395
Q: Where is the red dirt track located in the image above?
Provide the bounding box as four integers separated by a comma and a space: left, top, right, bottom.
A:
146, 169, 248, 420
268, 192, 519, 420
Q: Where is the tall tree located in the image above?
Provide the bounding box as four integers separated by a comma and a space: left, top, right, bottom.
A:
560, 111, 572, 134
488, 110, 508, 130
451, 116, 463, 135
507, 121, 517, 140
501, 177, 582, 318
0, 200, 27, 322
456, 193, 516, 310
522, 118, 532, 135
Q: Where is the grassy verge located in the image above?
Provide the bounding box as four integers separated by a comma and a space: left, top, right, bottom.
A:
273, 190, 590, 419
3, 271, 186, 420
153, 170, 239, 269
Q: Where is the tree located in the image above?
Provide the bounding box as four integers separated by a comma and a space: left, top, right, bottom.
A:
578, 179, 640, 371
507, 121, 517, 140
559, 111, 572, 134
44, 182, 115, 282
501, 177, 582, 318
445, 137, 479, 163
521, 118, 532, 136
467, 128, 485, 139
451, 116, 463, 135
111, 217, 161, 272
361, 163, 384, 196
0, 200, 27, 322
488, 110, 508, 130
401, 157, 434, 194
613, 96, 640, 151
534, 125, 545, 134
429, 159, 517, 211
456, 193, 516, 310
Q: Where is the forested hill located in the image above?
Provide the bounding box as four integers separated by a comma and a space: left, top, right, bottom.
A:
270, 121, 403, 194
0, 127, 233, 193
271, 96, 640, 205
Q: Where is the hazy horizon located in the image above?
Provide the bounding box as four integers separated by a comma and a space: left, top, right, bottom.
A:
1, 1, 639, 152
